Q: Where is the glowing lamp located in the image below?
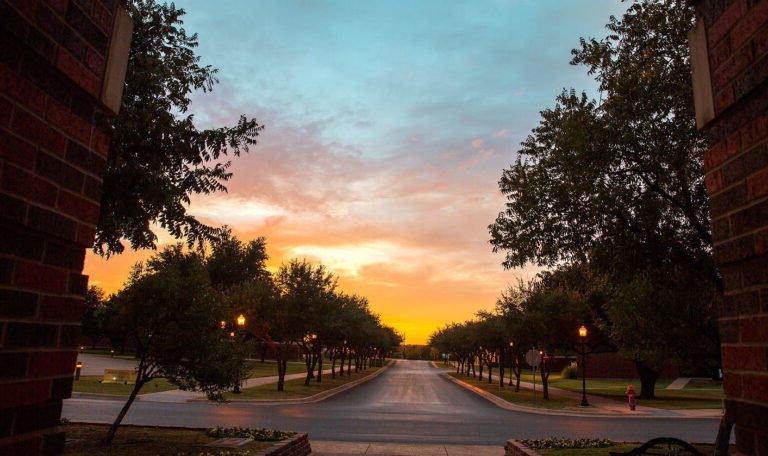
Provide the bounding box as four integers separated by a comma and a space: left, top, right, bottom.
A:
578, 325, 588, 339
237, 314, 246, 327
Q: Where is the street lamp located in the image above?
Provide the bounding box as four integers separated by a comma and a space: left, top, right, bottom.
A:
578, 324, 589, 407
236, 314, 246, 328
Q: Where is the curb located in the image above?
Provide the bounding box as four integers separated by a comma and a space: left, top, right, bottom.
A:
218, 361, 393, 405
442, 373, 721, 420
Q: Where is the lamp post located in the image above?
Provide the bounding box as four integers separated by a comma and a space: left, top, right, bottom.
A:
578, 324, 589, 407
232, 314, 246, 394
75, 361, 83, 380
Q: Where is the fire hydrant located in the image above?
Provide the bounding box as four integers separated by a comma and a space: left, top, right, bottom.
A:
626, 385, 636, 411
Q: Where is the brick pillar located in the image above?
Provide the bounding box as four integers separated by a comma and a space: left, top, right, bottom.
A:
0, 0, 131, 454
690, 1, 768, 454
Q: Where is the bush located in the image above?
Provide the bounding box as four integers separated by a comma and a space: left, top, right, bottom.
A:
521, 437, 616, 449
206, 426, 296, 442
561, 363, 578, 379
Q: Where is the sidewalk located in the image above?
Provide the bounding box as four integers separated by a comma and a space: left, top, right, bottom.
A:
139, 369, 333, 403
311, 441, 503, 456
438, 363, 721, 418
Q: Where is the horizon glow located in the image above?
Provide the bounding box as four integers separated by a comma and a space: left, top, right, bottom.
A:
84, 0, 628, 344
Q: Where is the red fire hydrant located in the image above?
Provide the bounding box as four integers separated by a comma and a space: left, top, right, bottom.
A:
626, 385, 636, 411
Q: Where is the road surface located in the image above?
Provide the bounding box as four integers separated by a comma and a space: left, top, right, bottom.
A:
63, 359, 720, 445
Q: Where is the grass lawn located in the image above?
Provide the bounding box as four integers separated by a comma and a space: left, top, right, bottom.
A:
519, 373, 722, 410
225, 366, 382, 400
537, 443, 717, 455
244, 360, 306, 378
448, 373, 582, 410
72, 376, 176, 396
63, 424, 272, 455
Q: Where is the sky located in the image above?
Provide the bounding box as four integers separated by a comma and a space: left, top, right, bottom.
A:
84, 0, 629, 344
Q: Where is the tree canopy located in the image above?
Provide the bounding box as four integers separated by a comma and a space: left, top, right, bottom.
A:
95, 0, 263, 255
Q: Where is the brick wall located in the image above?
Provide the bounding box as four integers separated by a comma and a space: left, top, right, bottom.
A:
0, 0, 130, 454
691, 0, 768, 454
257, 433, 311, 456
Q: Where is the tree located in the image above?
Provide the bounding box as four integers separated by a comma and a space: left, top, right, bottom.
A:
487, 0, 719, 399
104, 245, 248, 444
81, 285, 106, 348
207, 230, 269, 289
95, 0, 263, 255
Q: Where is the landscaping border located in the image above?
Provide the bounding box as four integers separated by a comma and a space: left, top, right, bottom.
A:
254, 432, 311, 456
442, 372, 718, 419
505, 440, 540, 456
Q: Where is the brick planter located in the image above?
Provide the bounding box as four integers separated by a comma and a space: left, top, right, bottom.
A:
255, 433, 311, 456
505, 440, 540, 456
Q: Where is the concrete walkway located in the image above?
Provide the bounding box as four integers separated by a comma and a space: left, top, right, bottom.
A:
666, 377, 692, 390
139, 369, 333, 403
311, 441, 502, 455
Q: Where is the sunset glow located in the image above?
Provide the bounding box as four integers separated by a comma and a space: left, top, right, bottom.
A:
84, 0, 628, 343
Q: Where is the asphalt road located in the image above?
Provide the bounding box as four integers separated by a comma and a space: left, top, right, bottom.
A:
63, 359, 720, 446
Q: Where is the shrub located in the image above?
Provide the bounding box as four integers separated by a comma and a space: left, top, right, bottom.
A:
521, 437, 616, 449
206, 426, 296, 442
560, 363, 578, 379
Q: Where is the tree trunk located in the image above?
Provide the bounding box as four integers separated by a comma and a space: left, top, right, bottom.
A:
339, 349, 345, 377
277, 357, 287, 391
540, 370, 550, 400
499, 351, 505, 387
105, 379, 145, 444
259, 343, 267, 363
713, 405, 734, 456
488, 363, 493, 384
331, 355, 337, 379
635, 361, 660, 399
347, 355, 352, 375
316, 349, 323, 383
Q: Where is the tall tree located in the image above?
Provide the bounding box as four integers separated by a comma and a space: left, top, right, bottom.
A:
81, 285, 106, 348
95, 0, 263, 255
488, 0, 719, 399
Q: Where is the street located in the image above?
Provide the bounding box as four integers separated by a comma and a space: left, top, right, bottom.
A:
63, 360, 721, 446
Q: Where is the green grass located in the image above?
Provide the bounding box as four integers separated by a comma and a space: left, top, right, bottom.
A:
244, 360, 306, 378
519, 373, 722, 410
448, 373, 582, 410
225, 366, 382, 400
63, 423, 273, 455
72, 376, 176, 396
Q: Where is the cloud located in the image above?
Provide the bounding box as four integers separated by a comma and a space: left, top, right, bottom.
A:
493, 128, 510, 138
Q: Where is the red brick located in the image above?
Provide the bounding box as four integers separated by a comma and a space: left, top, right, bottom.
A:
0, 130, 37, 170
740, 114, 768, 151
704, 140, 727, 171
0, 65, 48, 115
6, 0, 38, 21
12, 109, 66, 156
91, 2, 110, 32
46, 0, 68, 15
38, 295, 87, 322
713, 44, 754, 92
731, 1, 768, 50
755, 229, 768, 255
90, 128, 108, 156
1, 164, 58, 206
705, 169, 725, 194
710, 36, 732, 72
58, 190, 99, 224
724, 372, 743, 398
710, 0, 748, 45
14, 260, 69, 293
747, 168, 768, 200
742, 374, 768, 402
46, 99, 91, 145
715, 85, 736, 115
722, 345, 767, 371
0, 379, 50, 408
27, 351, 77, 376
75, 223, 95, 247
0, 98, 12, 127
84, 47, 105, 77
56, 48, 100, 98
741, 316, 768, 343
